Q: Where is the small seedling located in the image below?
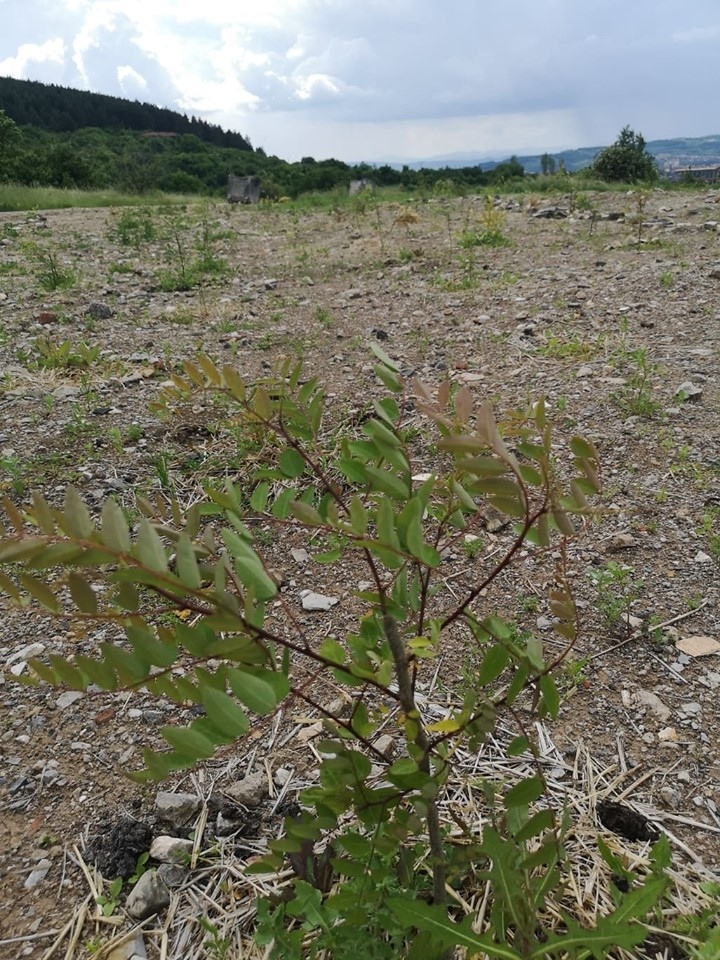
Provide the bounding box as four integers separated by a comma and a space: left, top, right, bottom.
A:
96, 876, 123, 917
589, 561, 643, 637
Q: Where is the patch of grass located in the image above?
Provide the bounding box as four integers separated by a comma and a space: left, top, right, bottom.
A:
538, 331, 601, 361
315, 307, 333, 328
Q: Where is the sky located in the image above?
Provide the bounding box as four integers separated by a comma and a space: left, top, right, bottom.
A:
0, 0, 719, 163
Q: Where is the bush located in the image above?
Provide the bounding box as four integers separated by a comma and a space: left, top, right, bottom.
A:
0, 350, 672, 957
592, 126, 658, 183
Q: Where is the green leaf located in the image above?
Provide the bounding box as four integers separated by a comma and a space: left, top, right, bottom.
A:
319, 638, 346, 665
175, 533, 201, 589
570, 435, 598, 460
539, 674, 560, 719
504, 776, 544, 808
135, 519, 168, 573
30, 493, 56, 535
369, 341, 398, 371
279, 447, 305, 478
227, 668, 288, 715
201, 687, 250, 738
386, 899, 522, 960
250, 481, 270, 512
288, 500, 324, 526
535, 916, 647, 960
63, 487, 94, 539
477, 644, 509, 685
101, 498, 131, 553
348, 496, 368, 535
376, 498, 401, 552
0, 538, 51, 562
364, 466, 408, 501
373, 362, 402, 393
21, 574, 59, 612
514, 808, 555, 843
68, 572, 98, 614
507, 735, 530, 756
161, 725, 217, 759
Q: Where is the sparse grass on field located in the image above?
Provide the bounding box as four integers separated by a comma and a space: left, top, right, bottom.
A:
0, 183, 197, 212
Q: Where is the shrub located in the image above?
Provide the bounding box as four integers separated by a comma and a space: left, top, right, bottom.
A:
0, 350, 671, 957
592, 126, 658, 183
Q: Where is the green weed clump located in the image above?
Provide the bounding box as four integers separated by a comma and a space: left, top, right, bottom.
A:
0, 349, 682, 958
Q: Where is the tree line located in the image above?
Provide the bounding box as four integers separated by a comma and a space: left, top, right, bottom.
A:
0, 77, 659, 197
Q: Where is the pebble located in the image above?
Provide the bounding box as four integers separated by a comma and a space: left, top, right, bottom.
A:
155, 791, 201, 828
56, 691, 84, 710
150, 836, 194, 864
301, 591, 339, 611
223, 771, 267, 808
24, 859, 52, 889
125, 869, 170, 920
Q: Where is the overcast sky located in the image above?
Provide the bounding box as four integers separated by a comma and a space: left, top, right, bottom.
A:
1, 0, 718, 163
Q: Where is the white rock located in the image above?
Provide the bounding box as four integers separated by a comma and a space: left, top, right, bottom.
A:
223, 770, 267, 807
24, 859, 51, 889
6, 642, 45, 666
291, 548, 309, 563
149, 836, 193, 864
635, 690, 671, 720
107, 934, 148, 960
301, 591, 339, 611
56, 691, 84, 710
693, 551, 713, 563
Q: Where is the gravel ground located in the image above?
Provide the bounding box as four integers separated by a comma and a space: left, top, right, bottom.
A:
0, 188, 719, 957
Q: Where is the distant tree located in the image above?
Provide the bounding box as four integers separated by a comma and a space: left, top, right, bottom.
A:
592, 125, 658, 183
540, 152, 556, 175
0, 108, 21, 180
489, 155, 524, 184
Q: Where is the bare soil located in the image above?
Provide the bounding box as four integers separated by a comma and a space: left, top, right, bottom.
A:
0, 189, 719, 958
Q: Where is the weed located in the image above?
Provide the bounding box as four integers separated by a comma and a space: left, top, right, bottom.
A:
18, 338, 100, 371
611, 349, 660, 418
0, 455, 25, 495
462, 535, 483, 560
589, 561, 643, 637
153, 452, 173, 491
21, 240, 76, 291
659, 271, 675, 289
539, 331, 601, 361
96, 876, 123, 917
315, 307, 333, 329
108, 208, 157, 248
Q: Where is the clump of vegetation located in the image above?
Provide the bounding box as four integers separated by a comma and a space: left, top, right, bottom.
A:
589, 561, 644, 638
459, 197, 510, 248
20, 239, 76, 291
0, 347, 682, 957
592, 126, 658, 184
17, 337, 100, 371
610, 348, 660, 418
108, 207, 156, 248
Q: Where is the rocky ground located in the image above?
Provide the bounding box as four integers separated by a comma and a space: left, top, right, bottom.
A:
0, 187, 719, 959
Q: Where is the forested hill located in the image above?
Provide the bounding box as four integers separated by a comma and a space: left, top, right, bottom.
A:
0, 75, 253, 151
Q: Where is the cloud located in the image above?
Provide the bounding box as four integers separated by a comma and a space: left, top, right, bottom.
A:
671, 24, 720, 43
0, 0, 719, 161
117, 64, 147, 97
0, 37, 66, 78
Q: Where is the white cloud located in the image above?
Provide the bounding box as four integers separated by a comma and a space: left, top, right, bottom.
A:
672, 24, 720, 42
0, 0, 719, 160
0, 37, 66, 77
117, 64, 147, 96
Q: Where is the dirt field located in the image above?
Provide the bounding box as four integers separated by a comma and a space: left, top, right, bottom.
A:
0, 188, 719, 958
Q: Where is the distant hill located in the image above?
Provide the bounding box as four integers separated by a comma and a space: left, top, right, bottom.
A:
374, 135, 720, 175
0, 75, 253, 152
